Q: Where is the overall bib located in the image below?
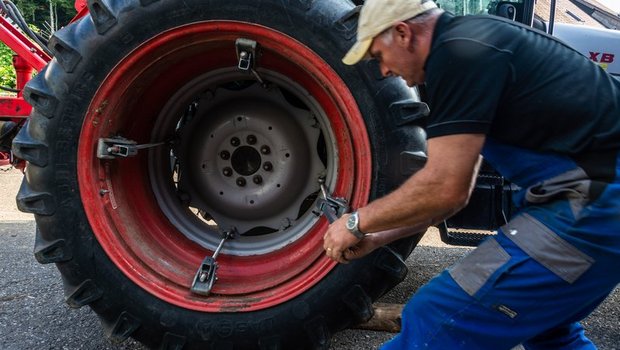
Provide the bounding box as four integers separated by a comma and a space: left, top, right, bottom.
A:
382, 138, 620, 350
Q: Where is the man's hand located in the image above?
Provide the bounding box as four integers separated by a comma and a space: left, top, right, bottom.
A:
338, 226, 425, 262
342, 234, 382, 261
323, 214, 362, 264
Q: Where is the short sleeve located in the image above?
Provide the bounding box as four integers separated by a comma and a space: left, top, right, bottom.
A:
424, 39, 513, 139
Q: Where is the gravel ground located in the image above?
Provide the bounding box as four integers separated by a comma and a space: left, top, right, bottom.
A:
1, 168, 618, 349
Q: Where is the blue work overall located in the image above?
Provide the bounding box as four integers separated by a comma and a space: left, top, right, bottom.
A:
382, 138, 620, 349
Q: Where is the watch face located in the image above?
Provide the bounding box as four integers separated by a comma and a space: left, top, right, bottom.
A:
346, 213, 357, 230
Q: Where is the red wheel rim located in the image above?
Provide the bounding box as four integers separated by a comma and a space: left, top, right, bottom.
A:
78, 21, 371, 312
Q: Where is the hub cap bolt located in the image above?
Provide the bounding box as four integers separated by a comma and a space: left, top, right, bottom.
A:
253, 175, 263, 184
263, 162, 273, 171
231, 137, 240, 147
247, 135, 257, 145
223, 167, 233, 177
260, 145, 270, 155
236, 177, 246, 187
220, 150, 230, 160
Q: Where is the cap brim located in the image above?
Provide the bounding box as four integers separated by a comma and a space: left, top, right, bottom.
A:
342, 37, 373, 65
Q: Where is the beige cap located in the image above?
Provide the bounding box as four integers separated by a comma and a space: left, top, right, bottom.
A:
342, 0, 438, 65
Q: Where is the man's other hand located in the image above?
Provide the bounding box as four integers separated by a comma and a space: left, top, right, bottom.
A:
323, 214, 363, 264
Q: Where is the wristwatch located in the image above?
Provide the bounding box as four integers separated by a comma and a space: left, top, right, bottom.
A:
345, 211, 366, 239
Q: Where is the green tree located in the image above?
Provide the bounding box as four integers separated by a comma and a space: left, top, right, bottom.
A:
13, 0, 75, 36
0, 0, 75, 89
0, 43, 16, 89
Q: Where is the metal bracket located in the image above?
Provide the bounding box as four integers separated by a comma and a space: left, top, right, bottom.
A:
235, 38, 257, 71
97, 136, 165, 159
235, 38, 266, 85
190, 228, 236, 296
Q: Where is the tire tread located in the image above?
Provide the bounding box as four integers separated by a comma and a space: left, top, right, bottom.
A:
333, 5, 360, 40
65, 279, 104, 308
341, 284, 374, 323
49, 27, 83, 73
303, 316, 330, 350
160, 332, 186, 350
23, 70, 58, 118
34, 232, 71, 264
12, 124, 48, 167
104, 311, 141, 344
87, 0, 118, 34
373, 247, 409, 282
16, 179, 55, 215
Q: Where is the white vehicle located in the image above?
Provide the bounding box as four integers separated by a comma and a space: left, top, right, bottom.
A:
436, 0, 619, 77
554, 23, 619, 77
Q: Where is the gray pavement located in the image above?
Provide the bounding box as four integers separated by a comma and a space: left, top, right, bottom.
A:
1, 168, 619, 349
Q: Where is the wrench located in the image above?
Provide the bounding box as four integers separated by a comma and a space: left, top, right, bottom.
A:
315, 177, 348, 223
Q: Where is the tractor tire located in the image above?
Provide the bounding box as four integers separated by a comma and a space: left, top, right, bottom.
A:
13, 0, 428, 348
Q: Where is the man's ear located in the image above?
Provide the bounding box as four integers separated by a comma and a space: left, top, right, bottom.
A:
393, 22, 412, 47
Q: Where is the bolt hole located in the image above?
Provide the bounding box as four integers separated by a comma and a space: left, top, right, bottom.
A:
277, 184, 281, 188
220, 150, 231, 160
237, 117, 243, 122
285, 153, 290, 158
250, 200, 255, 204
219, 191, 224, 195
201, 164, 206, 169
268, 126, 273, 130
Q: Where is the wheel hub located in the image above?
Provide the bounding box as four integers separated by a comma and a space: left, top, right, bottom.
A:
155, 73, 327, 248
230, 145, 261, 176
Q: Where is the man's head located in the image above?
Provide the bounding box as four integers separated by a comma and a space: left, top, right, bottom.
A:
342, 0, 441, 86
342, 0, 438, 65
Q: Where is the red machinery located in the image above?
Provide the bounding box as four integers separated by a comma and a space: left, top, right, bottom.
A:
0, 2, 51, 167
0, 0, 90, 167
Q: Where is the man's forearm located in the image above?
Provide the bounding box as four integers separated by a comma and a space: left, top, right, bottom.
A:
324, 135, 485, 263
357, 167, 466, 234
355, 136, 484, 235
370, 224, 429, 247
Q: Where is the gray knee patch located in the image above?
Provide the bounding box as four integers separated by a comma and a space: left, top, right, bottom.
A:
448, 238, 510, 297
502, 214, 594, 284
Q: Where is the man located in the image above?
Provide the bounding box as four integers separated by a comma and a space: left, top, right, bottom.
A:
322, 0, 620, 348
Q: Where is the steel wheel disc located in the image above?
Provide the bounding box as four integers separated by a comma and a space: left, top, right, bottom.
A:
149, 71, 329, 255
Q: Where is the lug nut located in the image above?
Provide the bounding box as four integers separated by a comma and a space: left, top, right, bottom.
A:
260, 145, 271, 154
220, 150, 230, 160
223, 167, 233, 177
231, 137, 240, 147
253, 175, 263, 184
263, 162, 273, 171
236, 177, 246, 187
246, 134, 257, 145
